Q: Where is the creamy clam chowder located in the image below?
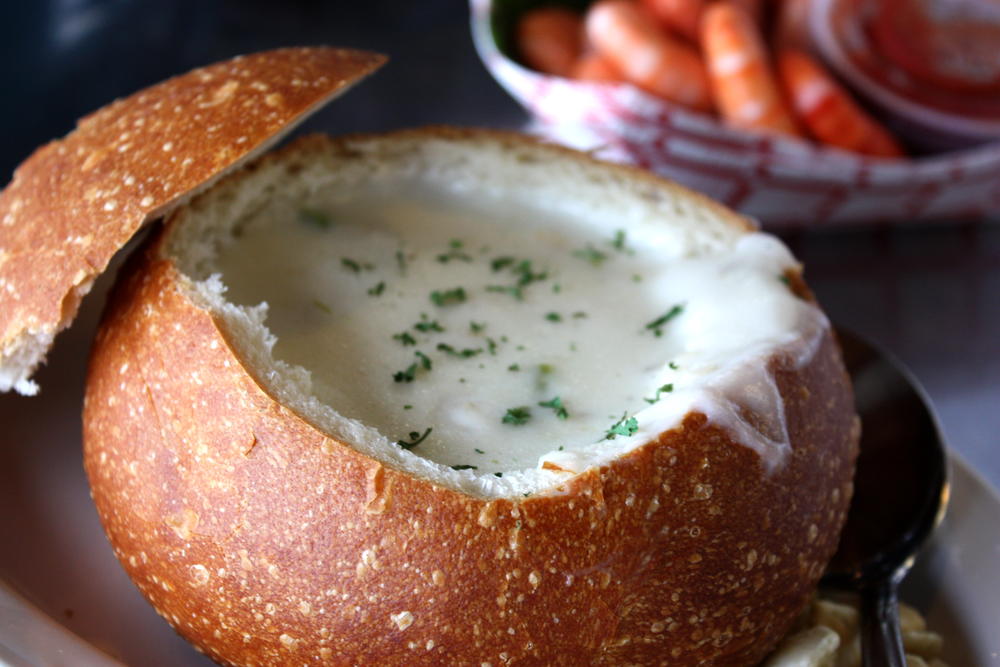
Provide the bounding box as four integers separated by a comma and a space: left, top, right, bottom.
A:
212, 177, 823, 480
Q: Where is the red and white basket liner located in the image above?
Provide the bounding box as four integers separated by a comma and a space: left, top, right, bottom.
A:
470, 0, 1000, 228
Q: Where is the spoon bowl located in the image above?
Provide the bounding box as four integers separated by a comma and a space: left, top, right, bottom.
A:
823, 328, 950, 666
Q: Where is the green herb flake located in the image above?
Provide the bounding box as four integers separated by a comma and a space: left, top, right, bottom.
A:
486, 338, 499, 355
404, 404, 413, 410
502, 406, 532, 425
513, 259, 548, 286
605, 413, 639, 440
508, 364, 521, 371
437, 343, 483, 358
450, 464, 478, 471
367, 281, 386, 297
778, 274, 791, 286
611, 229, 627, 251
392, 363, 418, 383
538, 396, 569, 420
414, 314, 445, 333
396, 427, 432, 450
545, 312, 562, 323
486, 284, 524, 300
395, 249, 408, 273
572, 244, 608, 267
632, 274, 643, 283
299, 207, 332, 229
437, 239, 473, 263
392, 331, 417, 346
474, 448, 485, 454
645, 304, 685, 337
469, 321, 486, 334
669, 361, 679, 370
494, 472, 504, 478
491, 256, 516, 272
392, 351, 431, 383
312, 299, 332, 314
430, 287, 467, 306
572, 311, 588, 319
341, 257, 362, 273
644, 383, 674, 404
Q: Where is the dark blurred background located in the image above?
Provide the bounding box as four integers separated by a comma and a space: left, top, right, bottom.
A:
0, 0, 519, 178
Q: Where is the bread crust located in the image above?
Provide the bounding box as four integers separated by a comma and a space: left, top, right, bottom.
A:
84, 130, 857, 666
0, 47, 384, 394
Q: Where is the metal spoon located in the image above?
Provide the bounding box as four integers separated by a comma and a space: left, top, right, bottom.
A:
821, 328, 950, 667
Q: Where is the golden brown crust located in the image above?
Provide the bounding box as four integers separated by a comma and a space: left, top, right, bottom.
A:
0, 47, 385, 393
84, 131, 857, 666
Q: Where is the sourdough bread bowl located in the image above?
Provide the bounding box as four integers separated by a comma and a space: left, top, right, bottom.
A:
1, 48, 858, 665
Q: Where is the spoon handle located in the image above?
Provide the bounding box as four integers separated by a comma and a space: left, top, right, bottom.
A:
860, 578, 907, 667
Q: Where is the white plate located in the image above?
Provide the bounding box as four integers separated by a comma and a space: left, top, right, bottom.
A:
1, 277, 999, 666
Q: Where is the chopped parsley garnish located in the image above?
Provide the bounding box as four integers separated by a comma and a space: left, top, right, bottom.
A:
632, 274, 643, 283
572, 244, 608, 267
572, 311, 588, 319
393, 364, 419, 383
395, 249, 408, 273
545, 312, 562, 323
312, 299, 332, 314
644, 383, 674, 404
491, 256, 516, 272
538, 396, 569, 420
611, 229, 627, 251
450, 464, 478, 471
778, 274, 791, 286
645, 304, 685, 337
508, 364, 521, 371
414, 314, 445, 333
404, 404, 413, 410
299, 207, 332, 229
494, 472, 504, 477
367, 281, 386, 296
340, 257, 375, 273
512, 259, 548, 286
397, 428, 432, 450
486, 284, 524, 300
437, 239, 473, 263
502, 406, 532, 425
474, 448, 485, 454
392, 331, 417, 346
469, 321, 486, 334
437, 343, 483, 358
605, 413, 639, 440
486, 337, 498, 355
430, 287, 467, 306
392, 351, 432, 383
669, 361, 679, 370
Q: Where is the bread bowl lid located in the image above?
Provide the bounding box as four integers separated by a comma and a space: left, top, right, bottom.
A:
0, 46, 385, 395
